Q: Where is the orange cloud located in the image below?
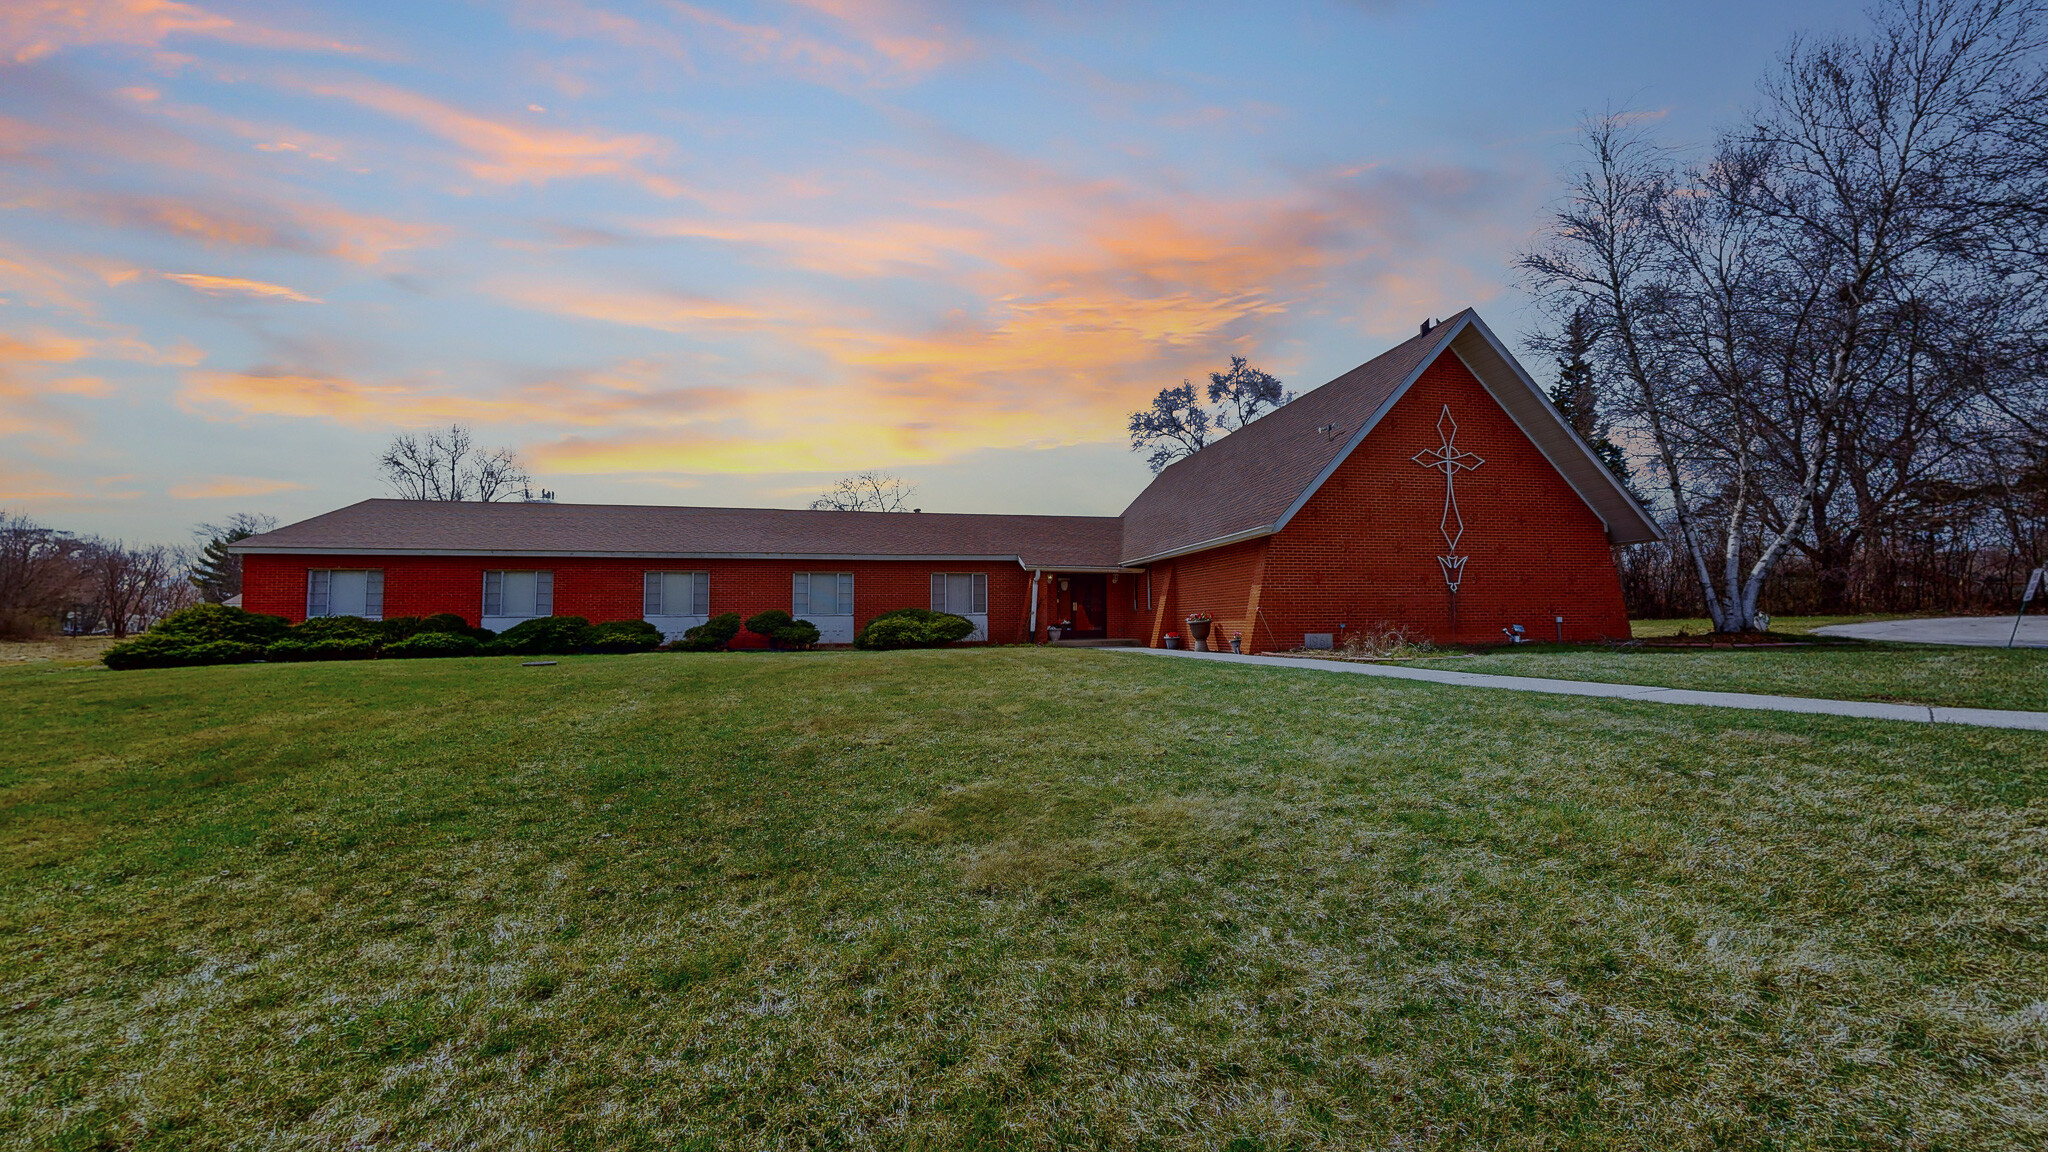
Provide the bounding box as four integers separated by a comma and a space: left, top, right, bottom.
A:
0, 0, 359, 64
291, 76, 680, 193
62, 193, 441, 264
162, 272, 320, 302
166, 474, 306, 499
635, 216, 990, 276
489, 281, 772, 331
179, 360, 739, 429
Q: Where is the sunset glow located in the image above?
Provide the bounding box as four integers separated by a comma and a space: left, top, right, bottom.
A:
1, 0, 1867, 537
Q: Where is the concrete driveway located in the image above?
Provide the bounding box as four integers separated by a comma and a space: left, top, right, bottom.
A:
1811, 616, 2048, 648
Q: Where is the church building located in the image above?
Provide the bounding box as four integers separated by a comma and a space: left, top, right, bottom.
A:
234, 309, 1660, 648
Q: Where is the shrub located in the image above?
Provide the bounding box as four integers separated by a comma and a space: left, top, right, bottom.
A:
289, 615, 385, 644
775, 619, 821, 650
587, 619, 663, 653
492, 616, 593, 655
384, 631, 482, 658
744, 609, 819, 650
420, 612, 483, 637
148, 604, 290, 646
854, 607, 974, 650
103, 636, 265, 670
264, 637, 377, 662
377, 615, 427, 642
668, 611, 742, 652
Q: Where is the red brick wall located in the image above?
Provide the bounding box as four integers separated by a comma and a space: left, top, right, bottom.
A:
1241, 352, 1630, 647
241, 554, 1033, 645
1137, 538, 1270, 649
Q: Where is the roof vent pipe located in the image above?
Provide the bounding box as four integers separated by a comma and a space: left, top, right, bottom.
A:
1419, 318, 1435, 335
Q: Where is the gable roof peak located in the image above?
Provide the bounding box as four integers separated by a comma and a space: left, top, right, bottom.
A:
1116, 306, 1656, 565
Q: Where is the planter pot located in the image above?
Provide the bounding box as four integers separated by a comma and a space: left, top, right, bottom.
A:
1046, 627, 1062, 642
1163, 636, 1180, 650
1229, 637, 1241, 654
1185, 618, 1213, 647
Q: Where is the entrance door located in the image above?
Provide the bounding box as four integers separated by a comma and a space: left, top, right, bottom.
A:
1064, 573, 1108, 639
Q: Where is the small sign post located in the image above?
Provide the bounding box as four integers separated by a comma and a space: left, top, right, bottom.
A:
2011, 568, 2045, 649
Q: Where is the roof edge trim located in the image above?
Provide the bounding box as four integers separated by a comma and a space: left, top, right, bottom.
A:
1265, 317, 1465, 537
1448, 314, 1663, 544
1120, 522, 1277, 567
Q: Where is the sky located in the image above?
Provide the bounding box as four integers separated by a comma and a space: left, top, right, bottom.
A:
1, 0, 1871, 542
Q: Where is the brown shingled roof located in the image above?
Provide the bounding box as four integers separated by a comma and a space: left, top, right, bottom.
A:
1116, 308, 1661, 562
234, 500, 1127, 570
1118, 314, 1467, 563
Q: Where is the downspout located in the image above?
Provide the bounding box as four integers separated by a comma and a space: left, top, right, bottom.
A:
1028, 570, 1040, 642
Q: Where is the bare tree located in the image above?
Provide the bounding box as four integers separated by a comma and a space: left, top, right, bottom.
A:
80, 541, 187, 637
378, 424, 531, 501
1522, 0, 2048, 631
1129, 357, 1291, 473
811, 471, 917, 512
0, 513, 87, 638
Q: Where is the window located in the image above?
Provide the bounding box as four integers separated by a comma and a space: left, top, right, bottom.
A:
793, 571, 853, 616
483, 570, 553, 619
307, 569, 383, 619
643, 570, 710, 616
930, 572, 988, 615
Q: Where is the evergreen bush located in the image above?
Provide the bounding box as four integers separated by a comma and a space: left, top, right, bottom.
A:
264, 637, 377, 662
587, 619, 664, 653
491, 616, 593, 655
743, 609, 819, 650
289, 616, 385, 644
668, 611, 742, 652
103, 636, 265, 670
147, 604, 290, 646
383, 631, 482, 658
854, 607, 974, 650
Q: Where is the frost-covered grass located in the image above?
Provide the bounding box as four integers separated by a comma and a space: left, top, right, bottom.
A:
4, 649, 2045, 1149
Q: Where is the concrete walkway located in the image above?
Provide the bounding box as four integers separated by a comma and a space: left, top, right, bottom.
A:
1107, 646, 2048, 731
1812, 616, 2048, 648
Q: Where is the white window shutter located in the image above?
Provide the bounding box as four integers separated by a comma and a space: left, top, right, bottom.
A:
643, 571, 662, 616
972, 572, 987, 614
535, 571, 553, 616
792, 572, 809, 615
931, 572, 946, 612
838, 573, 854, 616
365, 570, 384, 620
483, 571, 502, 617
307, 569, 329, 617
693, 571, 709, 615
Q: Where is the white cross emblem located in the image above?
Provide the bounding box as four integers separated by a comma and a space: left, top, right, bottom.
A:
1411, 406, 1484, 591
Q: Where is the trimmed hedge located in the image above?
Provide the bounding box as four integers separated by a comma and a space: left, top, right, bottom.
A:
669, 611, 743, 652
491, 616, 594, 655
150, 604, 290, 646
744, 609, 819, 650
587, 619, 664, 653
102, 636, 265, 671
384, 631, 482, 658
289, 616, 385, 644
854, 607, 974, 650
265, 637, 377, 662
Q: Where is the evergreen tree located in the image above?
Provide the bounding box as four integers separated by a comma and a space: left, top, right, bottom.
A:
190, 513, 276, 603
1546, 309, 1635, 493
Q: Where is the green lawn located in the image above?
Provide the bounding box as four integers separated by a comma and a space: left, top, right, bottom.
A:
1407, 630, 2048, 713
5, 650, 2046, 1149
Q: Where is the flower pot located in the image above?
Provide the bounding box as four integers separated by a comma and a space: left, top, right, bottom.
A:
1229, 637, 1241, 654
1163, 635, 1180, 650
1185, 617, 1212, 643
1046, 626, 1061, 642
